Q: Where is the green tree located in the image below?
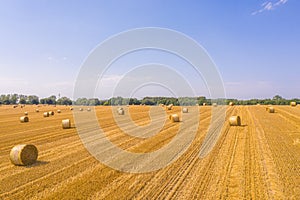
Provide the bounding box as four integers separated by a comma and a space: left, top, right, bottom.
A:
57, 97, 72, 105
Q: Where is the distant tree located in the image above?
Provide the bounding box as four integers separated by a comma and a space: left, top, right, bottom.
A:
28, 95, 39, 104
57, 97, 72, 105
19, 98, 26, 104
75, 98, 88, 105
88, 98, 100, 106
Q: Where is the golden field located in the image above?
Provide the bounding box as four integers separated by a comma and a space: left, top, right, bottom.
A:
0, 105, 299, 199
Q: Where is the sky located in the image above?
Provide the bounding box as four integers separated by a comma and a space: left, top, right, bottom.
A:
0, 0, 299, 100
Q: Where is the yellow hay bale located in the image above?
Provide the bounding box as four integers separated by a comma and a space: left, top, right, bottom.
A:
203, 103, 206, 106
48, 111, 54, 115
229, 102, 234, 106
87, 108, 91, 111
182, 108, 188, 113
267, 107, 275, 113
79, 108, 83, 111
62, 119, 71, 129
290, 102, 297, 107
212, 103, 217, 107
10, 144, 38, 166
20, 116, 29, 123
13, 105, 17, 108
43, 112, 49, 117
166, 105, 173, 110
70, 107, 73, 110
118, 109, 124, 115
57, 110, 61, 113
229, 116, 241, 126
169, 114, 180, 122
24, 112, 28, 115
35, 109, 39, 112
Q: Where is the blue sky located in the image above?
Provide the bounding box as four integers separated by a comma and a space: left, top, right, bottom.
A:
0, 0, 299, 99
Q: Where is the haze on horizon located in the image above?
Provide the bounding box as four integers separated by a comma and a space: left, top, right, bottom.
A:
0, 0, 299, 100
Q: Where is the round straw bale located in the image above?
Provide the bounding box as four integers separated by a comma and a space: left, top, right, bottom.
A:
268, 107, 275, 113
35, 109, 39, 112
118, 109, 124, 115
48, 111, 54, 115
182, 107, 188, 113
166, 105, 173, 110
13, 105, 17, 108
70, 107, 73, 110
20, 116, 29, 123
290, 102, 297, 107
79, 108, 83, 111
117, 107, 124, 112
24, 112, 28, 115
212, 103, 217, 107
62, 119, 71, 129
196, 103, 199, 106
57, 110, 61, 113
10, 144, 38, 166
87, 108, 91, 111
43, 112, 49, 117
229, 102, 234, 106
203, 103, 206, 106
169, 114, 180, 122
229, 116, 241, 126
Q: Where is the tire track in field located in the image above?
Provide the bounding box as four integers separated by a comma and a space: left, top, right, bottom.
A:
249, 106, 288, 199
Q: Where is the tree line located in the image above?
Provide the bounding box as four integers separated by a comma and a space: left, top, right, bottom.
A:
0, 94, 299, 106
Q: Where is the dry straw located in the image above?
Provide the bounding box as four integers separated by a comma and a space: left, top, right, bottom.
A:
79, 108, 83, 111
212, 103, 217, 107
87, 108, 91, 111
48, 111, 54, 115
290, 102, 297, 107
118, 109, 125, 115
182, 107, 188, 113
62, 119, 71, 129
229, 102, 234, 106
20, 116, 29, 123
166, 104, 173, 110
169, 114, 180, 122
70, 107, 73, 110
57, 110, 61, 113
24, 112, 28, 115
35, 109, 39, 112
10, 144, 38, 166
203, 103, 206, 106
267, 107, 275, 113
229, 116, 241, 126
43, 112, 49, 117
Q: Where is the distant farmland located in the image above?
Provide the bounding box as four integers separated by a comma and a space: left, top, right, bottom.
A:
0, 105, 299, 199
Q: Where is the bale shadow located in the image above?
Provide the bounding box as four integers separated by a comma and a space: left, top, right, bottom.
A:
24, 160, 50, 168
240, 124, 248, 127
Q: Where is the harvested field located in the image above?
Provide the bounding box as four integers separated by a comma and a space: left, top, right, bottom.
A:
0, 105, 299, 199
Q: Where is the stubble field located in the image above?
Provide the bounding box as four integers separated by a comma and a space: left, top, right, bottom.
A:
0, 105, 299, 199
